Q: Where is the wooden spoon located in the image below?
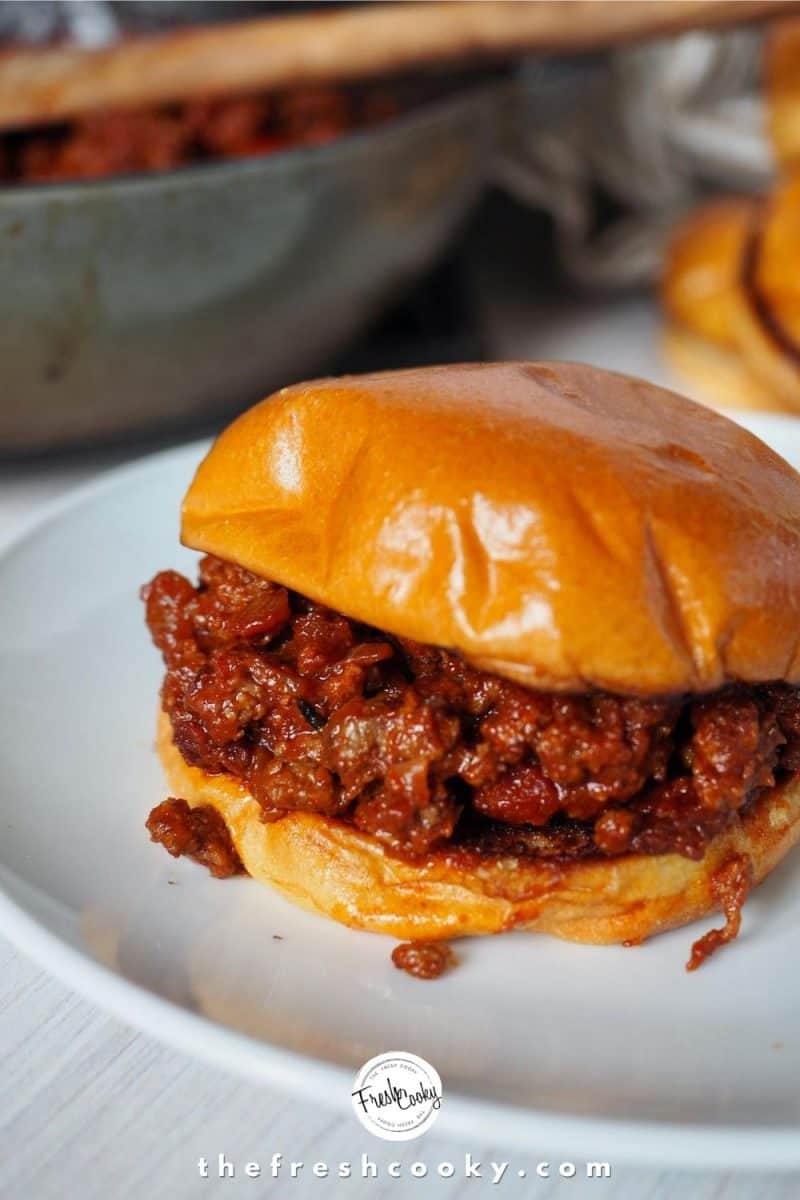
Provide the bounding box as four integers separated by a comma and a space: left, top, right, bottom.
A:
0, 0, 793, 132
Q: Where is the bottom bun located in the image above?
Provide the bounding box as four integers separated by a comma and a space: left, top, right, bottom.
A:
157, 711, 800, 946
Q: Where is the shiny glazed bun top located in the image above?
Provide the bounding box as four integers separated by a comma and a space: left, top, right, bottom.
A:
182, 361, 800, 695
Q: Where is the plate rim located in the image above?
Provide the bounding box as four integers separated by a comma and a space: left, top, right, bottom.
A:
4, 426, 800, 1169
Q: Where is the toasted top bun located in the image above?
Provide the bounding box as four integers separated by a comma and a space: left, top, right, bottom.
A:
182, 362, 800, 695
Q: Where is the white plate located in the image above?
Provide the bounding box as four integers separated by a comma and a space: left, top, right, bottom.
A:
4, 411, 800, 1171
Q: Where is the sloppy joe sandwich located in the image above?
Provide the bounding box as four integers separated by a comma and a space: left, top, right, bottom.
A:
143, 361, 800, 972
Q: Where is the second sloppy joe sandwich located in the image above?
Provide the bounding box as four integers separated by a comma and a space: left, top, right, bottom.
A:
142, 361, 800, 971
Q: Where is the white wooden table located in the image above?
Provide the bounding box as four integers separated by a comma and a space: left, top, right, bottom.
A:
0, 421, 797, 1200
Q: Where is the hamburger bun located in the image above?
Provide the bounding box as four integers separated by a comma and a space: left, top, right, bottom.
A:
657, 196, 794, 413
182, 362, 800, 695
735, 172, 800, 412
660, 196, 754, 348
660, 323, 792, 414
765, 16, 800, 168
659, 179, 800, 414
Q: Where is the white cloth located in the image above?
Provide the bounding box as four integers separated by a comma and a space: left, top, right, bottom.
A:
494, 29, 775, 288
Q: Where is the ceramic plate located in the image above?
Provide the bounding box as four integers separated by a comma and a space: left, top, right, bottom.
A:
4, 407, 800, 1170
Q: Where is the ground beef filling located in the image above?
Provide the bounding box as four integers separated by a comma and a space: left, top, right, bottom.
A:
392, 941, 456, 980
1, 85, 404, 184
143, 555, 800, 864
146, 796, 244, 879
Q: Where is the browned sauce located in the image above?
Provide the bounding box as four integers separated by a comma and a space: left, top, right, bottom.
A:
686, 854, 754, 970
392, 940, 455, 980
146, 796, 244, 879
143, 556, 800, 869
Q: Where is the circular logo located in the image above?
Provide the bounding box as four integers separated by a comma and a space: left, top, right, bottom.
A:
351, 1051, 443, 1140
